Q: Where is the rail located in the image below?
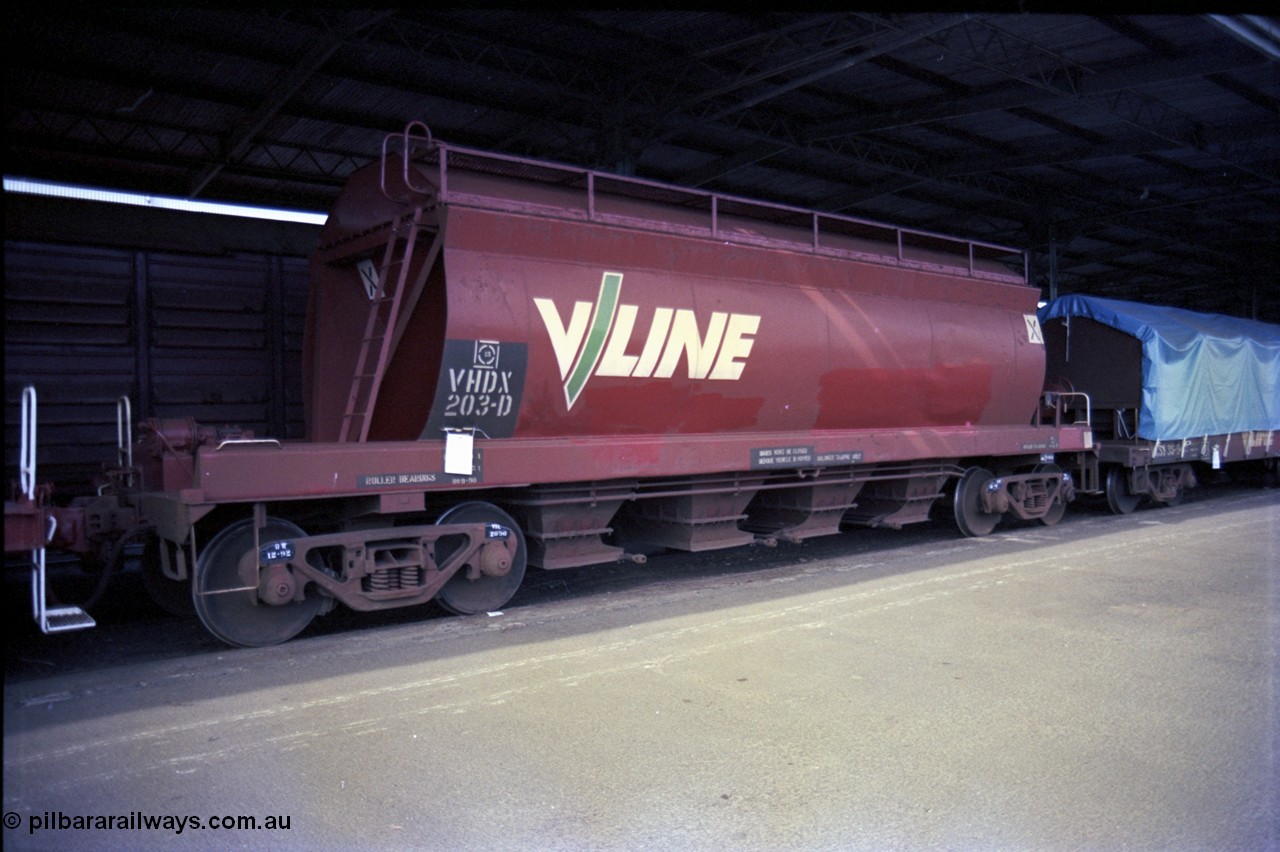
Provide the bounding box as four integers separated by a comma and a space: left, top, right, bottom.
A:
116, 395, 134, 488
16, 384, 96, 633
20, 385, 37, 501
214, 438, 285, 451
383, 122, 1028, 286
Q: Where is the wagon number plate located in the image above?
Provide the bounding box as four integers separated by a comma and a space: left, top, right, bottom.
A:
260, 541, 295, 562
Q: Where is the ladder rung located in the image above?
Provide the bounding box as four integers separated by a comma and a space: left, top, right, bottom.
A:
42, 607, 96, 633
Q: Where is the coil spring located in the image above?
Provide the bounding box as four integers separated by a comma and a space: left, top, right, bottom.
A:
362, 567, 425, 593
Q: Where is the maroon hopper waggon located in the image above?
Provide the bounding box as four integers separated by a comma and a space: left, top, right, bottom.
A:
11, 122, 1271, 647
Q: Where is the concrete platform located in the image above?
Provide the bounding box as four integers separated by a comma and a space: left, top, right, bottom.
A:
4, 483, 1277, 850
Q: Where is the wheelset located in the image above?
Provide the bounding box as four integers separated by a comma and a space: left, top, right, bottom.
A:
951, 466, 1001, 538
192, 517, 322, 647
141, 533, 195, 618
1104, 466, 1142, 515
434, 502, 527, 615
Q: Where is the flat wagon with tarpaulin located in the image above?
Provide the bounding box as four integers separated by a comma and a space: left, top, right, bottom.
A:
1039, 294, 1280, 513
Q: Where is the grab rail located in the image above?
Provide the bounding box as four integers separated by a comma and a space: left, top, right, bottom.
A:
382, 121, 1028, 286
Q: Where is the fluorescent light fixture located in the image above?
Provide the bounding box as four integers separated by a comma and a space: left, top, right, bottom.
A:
4, 177, 327, 225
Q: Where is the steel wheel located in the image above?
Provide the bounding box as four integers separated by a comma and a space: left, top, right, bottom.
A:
141, 534, 194, 618
435, 502, 527, 615
1104, 466, 1141, 515
1034, 463, 1068, 526
953, 466, 1000, 538
1154, 471, 1184, 507
192, 518, 321, 647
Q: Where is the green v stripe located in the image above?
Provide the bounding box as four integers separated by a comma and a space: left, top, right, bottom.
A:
564, 272, 622, 409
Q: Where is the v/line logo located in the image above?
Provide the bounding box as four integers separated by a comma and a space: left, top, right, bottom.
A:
534, 272, 761, 410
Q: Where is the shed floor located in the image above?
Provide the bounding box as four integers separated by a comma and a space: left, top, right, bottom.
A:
4, 479, 1278, 850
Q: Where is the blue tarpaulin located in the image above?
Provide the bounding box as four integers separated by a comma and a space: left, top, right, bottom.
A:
1039, 295, 1280, 441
